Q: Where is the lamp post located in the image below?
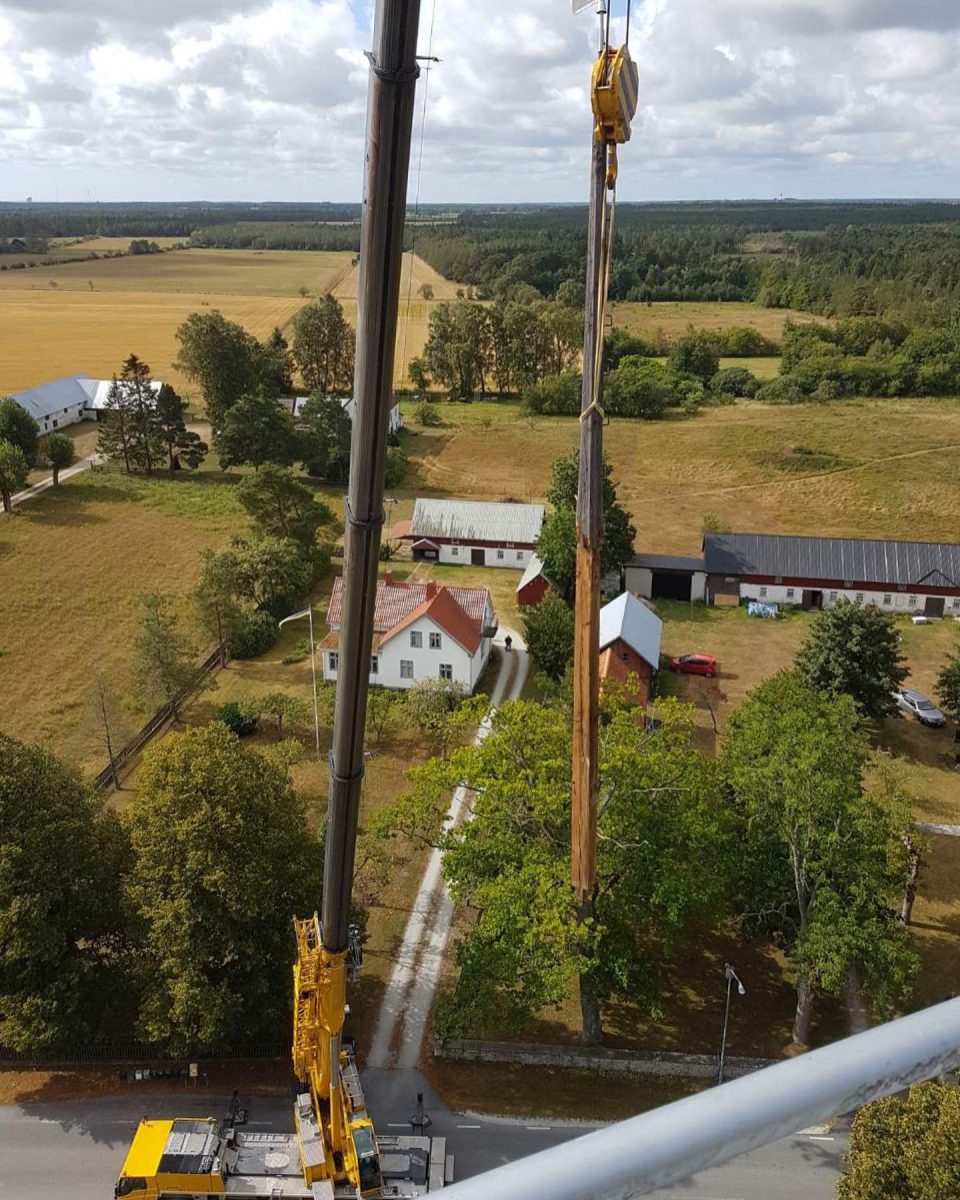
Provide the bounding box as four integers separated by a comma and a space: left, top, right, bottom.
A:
278, 605, 321, 756
717, 961, 746, 1085
384, 496, 399, 557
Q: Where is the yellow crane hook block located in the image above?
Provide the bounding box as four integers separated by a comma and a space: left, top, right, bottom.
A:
591, 43, 639, 146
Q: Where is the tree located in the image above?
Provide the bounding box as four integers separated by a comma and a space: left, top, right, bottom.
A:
837, 1082, 960, 1200
298, 391, 352, 481
90, 672, 131, 792
290, 295, 355, 393
96, 376, 136, 473
125, 723, 320, 1052
236, 464, 337, 552
119, 354, 163, 474
724, 672, 917, 1046
408, 357, 430, 394
535, 506, 578, 601
0, 733, 126, 1051
935, 637, 960, 721
0, 439, 29, 513
226, 535, 315, 616
424, 300, 491, 399
522, 591, 574, 680
795, 600, 908, 719
194, 548, 243, 667
376, 697, 728, 1044
604, 356, 675, 419
384, 446, 407, 488
155, 384, 207, 470
175, 310, 262, 432
217, 390, 299, 471
240, 691, 310, 738
667, 332, 720, 382
0, 395, 39, 465
132, 593, 198, 720
39, 431, 75, 485
258, 326, 295, 396
366, 686, 402, 746
404, 678, 487, 759
541, 299, 582, 376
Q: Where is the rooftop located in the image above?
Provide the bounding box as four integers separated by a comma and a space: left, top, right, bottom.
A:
409, 498, 544, 545
626, 552, 706, 572
599, 592, 663, 670
12, 374, 92, 420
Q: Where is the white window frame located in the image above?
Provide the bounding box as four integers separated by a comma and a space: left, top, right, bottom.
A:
759, 586, 768, 598
785, 588, 795, 600
451, 547, 459, 556
429, 631, 442, 649
883, 595, 892, 606
516, 551, 524, 561
329, 651, 339, 671
497, 549, 505, 560
400, 659, 414, 679
829, 591, 838, 603
410, 630, 423, 648
855, 592, 865, 605
909, 594, 917, 607
370, 655, 379, 675
439, 663, 453, 680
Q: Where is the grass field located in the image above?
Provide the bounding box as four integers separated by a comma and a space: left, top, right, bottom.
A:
0, 250, 459, 395
609, 299, 826, 343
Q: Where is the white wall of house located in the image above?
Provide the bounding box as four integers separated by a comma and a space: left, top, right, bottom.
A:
738, 581, 960, 613
322, 612, 492, 692
439, 544, 533, 569
36, 403, 85, 433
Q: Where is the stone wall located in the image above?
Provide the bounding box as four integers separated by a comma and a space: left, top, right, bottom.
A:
434, 1036, 774, 1081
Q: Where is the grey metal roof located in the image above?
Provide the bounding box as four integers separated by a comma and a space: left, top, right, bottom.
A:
410, 498, 544, 544
11, 374, 92, 421
599, 591, 662, 668
704, 532, 960, 588
625, 553, 706, 572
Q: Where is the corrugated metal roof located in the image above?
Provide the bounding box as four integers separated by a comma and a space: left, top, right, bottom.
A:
409, 499, 544, 544
516, 554, 546, 592
626, 553, 706, 572
704, 532, 960, 587
12, 374, 92, 420
599, 592, 663, 670
85, 379, 163, 409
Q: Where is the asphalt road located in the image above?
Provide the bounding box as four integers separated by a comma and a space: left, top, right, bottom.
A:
0, 1066, 845, 1199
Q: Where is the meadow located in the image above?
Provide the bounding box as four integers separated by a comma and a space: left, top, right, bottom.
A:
0, 249, 458, 394
609, 298, 825, 341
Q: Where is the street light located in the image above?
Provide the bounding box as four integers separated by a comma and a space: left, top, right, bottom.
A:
383, 496, 400, 557
278, 605, 321, 756
717, 961, 746, 1085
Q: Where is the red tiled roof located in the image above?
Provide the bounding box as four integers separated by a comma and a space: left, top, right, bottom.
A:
326, 577, 491, 655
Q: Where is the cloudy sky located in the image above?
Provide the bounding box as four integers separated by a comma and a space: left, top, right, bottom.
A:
1, 0, 959, 203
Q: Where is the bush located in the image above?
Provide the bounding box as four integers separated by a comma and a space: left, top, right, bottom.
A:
709, 366, 759, 398
227, 609, 279, 659
521, 371, 582, 416
215, 702, 259, 736
755, 376, 806, 405
414, 400, 441, 426
282, 637, 311, 665
384, 445, 407, 487
604, 358, 673, 419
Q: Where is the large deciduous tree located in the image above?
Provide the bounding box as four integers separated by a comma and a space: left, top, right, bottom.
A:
404, 678, 487, 760
193, 548, 243, 667
424, 300, 490, 399
39, 431, 76, 485
0, 734, 126, 1052
0, 439, 29, 512
724, 671, 916, 1046
226, 535, 315, 617
298, 391, 352, 482
236, 464, 337, 553
0, 396, 39, 466
795, 600, 908, 719
290, 295, 355, 394
132, 593, 198, 720
837, 1082, 960, 1200
175, 310, 263, 432
376, 697, 728, 1044
216, 390, 299, 471
125, 723, 320, 1053
522, 591, 574, 680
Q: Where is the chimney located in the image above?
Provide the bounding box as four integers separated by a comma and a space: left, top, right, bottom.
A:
384, 570, 394, 586
425, 580, 438, 600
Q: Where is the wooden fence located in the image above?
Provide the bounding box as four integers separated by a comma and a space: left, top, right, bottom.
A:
92, 646, 224, 791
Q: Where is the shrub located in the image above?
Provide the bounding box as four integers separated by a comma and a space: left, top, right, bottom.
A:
709, 366, 759, 398
384, 445, 407, 487
755, 376, 806, 405
521, 371, 582, 416
215, 702, 259, 737
414, 400, 441, 426
227, 609, 279, 659
282, 637, 311, 665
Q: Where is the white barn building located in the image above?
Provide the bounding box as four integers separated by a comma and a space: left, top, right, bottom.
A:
321, 572, 497, 692
404, 498, 544, 569
290, 394, 403, 434
11, 373, 165, 433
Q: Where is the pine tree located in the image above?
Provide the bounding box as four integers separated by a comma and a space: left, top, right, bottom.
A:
155, 385, 207, 470
96, 376, 135, 473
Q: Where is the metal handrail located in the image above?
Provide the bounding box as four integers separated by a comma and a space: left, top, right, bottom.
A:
439, 998, 960, 1200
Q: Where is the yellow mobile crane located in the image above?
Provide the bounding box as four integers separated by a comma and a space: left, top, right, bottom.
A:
115, 5, 636, 1198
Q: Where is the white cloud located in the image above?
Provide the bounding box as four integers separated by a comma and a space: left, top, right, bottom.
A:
0, 0, 958, 201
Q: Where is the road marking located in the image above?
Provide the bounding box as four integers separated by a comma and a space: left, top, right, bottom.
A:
799, 1124, 831, 1135
525, 1125, 552, 1131
808, 1135, 835, 1142
387, 1123, 410, 1128
457, 1124, 482, 1129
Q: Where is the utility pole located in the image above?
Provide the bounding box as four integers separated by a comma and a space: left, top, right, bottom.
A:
322, 0, 421, 956
571, 133, 607, 905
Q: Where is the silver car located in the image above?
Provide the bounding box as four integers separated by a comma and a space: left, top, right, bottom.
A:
894, 688, 946, 727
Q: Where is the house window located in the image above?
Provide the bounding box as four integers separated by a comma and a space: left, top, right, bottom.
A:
410, 631, 423, 648
400, 660, 414, 679
786, 588, 795, 600
883, 595, 892, 606
855, 593, 864, 605
370, 655, 379, 675
329, 651, 339, 671
829, 591, 838, 603
451, 547, 459, 556
497, 549, 505, 560
63, 407, 69, 414
439, 663, 453, 680
759, 586, 768, 598
429, 632, 442, 649
52, 419, 59, 428
953, 598, 960, 609
516, 551, 524, 561
909, 595, 917, 607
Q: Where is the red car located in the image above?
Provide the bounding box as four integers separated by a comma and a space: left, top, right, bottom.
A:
669, 653, 718, 678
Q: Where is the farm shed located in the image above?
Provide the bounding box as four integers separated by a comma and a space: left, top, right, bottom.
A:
405, 498, 544, 569
623, 552, 708, 604
11, 374, 91, 433
704, 532, 960, 617
516, 554, 557, 607
598, 591, 663, 709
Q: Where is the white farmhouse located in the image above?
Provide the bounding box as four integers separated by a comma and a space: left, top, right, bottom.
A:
403, 498, 544, 569
290, 394, 403, 434
321, 572, 497, 692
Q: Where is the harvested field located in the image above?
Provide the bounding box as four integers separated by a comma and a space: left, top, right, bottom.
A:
609, 299, 826, 344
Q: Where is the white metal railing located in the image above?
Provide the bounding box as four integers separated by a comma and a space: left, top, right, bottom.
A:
438, 997, 960, 1200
